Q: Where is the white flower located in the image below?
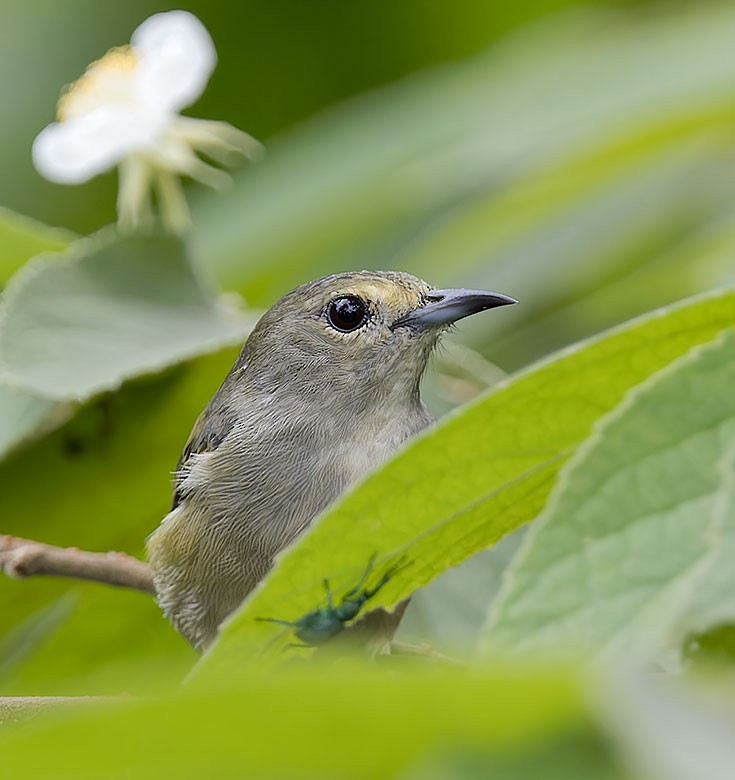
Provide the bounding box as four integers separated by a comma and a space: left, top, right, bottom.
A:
32, 10, 262, 231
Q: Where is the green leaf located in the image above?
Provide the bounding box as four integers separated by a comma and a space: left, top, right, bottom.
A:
399, 729, 626, 780
482, 329, 735, 662
0, 596, 76, 683
0, 208, 73, 457
0, 207, 71, 286
396, 532, 525, 658
0, 666, 583, 779
686, 625, 735, 667
596, 670, 735, 780
0, 386, 61, 460
0, 231, 253, 401
195, 286, 735, 679
0, 348, 241, 694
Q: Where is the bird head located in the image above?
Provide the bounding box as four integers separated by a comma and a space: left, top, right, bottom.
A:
239, 271, 516, 410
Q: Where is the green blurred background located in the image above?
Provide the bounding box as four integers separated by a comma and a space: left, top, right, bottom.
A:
4, 0, 638, 235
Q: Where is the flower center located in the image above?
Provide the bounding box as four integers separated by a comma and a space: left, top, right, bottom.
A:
57, 45, 139, 122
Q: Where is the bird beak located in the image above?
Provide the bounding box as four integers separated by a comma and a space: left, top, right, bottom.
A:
393, 288, 517, 330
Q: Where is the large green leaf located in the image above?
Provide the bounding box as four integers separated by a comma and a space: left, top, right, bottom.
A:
0, 348, 243, 694
0, 385, 61, 459
0, 666, 583, 779
0, 231, 253, 400
195, 286, 735, 679
0, 208, 73, 457
0, 207, 71, 287
193, 5, 735, 367
482, 328, 735, 662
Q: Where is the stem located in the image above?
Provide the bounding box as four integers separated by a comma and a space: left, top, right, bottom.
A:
155, 171, 191, 233
117, 157, 152, 230
0, 535, 155, 594
0, 697, 111, 725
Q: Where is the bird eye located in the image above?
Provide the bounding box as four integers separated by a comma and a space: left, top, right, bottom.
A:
326, 296, 368, 332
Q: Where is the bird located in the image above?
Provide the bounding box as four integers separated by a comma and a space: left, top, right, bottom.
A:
147, 271, 516, 650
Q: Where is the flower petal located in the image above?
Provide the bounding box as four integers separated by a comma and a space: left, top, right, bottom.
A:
132, 10, 216, 114
32, 107, 160, 184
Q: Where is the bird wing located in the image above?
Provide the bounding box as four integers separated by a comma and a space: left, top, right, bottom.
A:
171, 399, 239, 510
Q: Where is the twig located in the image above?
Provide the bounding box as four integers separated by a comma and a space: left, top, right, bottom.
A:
0, 535, 155, 594
387, 640, 464, 665
0, 696, 115, 725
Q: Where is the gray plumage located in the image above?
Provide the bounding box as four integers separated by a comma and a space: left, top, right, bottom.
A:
147, 271, 515, 650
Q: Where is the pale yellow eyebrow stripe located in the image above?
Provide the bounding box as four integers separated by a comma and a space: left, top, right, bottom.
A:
331, 282, 422, 311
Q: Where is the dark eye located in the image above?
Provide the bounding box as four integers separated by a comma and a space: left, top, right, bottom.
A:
326, 296, 368, 332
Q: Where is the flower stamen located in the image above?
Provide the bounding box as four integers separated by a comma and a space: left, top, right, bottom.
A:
57, 46, 138, 121
117, 157, 153, 230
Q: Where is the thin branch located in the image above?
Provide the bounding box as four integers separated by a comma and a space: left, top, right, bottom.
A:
0, 696, 112, 725
0, 535, 155, 594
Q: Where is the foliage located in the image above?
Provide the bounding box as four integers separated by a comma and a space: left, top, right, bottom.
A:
0, 666, 594, 778
484, 329, 735, 662
198, 286, 734, 677
2, 2, 735, 778
0, 231, 252, 400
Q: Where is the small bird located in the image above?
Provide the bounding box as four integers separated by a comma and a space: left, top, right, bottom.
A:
147, 271, 516, 650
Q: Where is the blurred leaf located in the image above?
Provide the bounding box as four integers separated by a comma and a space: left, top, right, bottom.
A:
686, 625, 735, 667
0, 348, 242, 694
596, 670, 735, 780
398, 729, 627, 780
420, 338, 507, 420
483, 330, 735, 663
0, 230, 253, 400
194, 5, 735, 366
0, 666, 582, 779
397, 532, 525, 658
447, 132, 735, 368
0, 386, 61, 460
0, 596, 76, 681
0, 208, 73, 457
196, 287, 734, 678
0, 207, 71, 286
